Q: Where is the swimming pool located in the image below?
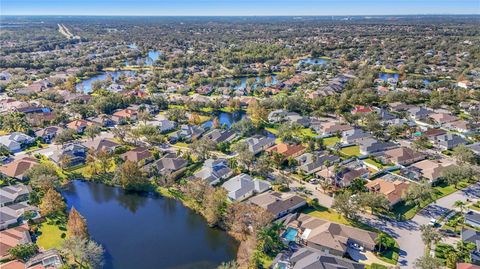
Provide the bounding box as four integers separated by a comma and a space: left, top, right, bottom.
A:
282, 227, 298, 242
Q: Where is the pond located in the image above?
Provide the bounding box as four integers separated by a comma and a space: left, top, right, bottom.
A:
379, 73, 399, 81
125, 49, 162, 66
202, 111, 246, 129
76, 71, 135, 93
225, 75, 278, 89
62, 181, 238, 269
297, 58, 329, 66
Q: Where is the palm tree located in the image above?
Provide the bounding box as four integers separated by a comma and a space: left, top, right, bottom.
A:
419, 224, 442, 253
454, 200, 467, 214
375, 232, 390, 253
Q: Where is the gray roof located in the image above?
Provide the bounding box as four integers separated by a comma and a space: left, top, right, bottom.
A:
296, 152, 341, 174
222, 173, 271, 201
359, 138, 397, 154
0, 184, 32, 205
203, 129, 237, 143
290, 247, 364, 269
194, 158, 232, 184
342, 128, 372, 143
435, 134, 468, 149
245, 135, 276, 154
465, 211, 480, 225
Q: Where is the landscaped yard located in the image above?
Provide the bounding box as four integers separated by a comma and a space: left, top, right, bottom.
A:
37, 220, 66, 250
364, 158, 383, 170
303, 205, 350, 225
323, 136, 340, 147
392, 180, 471, 220
339, 146, 361, 157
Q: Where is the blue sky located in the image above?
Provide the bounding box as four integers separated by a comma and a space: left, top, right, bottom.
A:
2, 0, 479, 16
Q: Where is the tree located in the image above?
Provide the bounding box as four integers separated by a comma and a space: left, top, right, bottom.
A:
246, 100, 268, 129
67, 207, 89, 239
256, 222, 285, 256
112, 125, 131, 144
26, 163, 60, 190
414, 255, 442, 269
166, 108, 187, 123
253, 155, 273, 178
84, 125, 102, 141
203, 186, 228, 226
114, 160, 148, 191
224, 203, 273, 240
454, 200, 467, 214
375, 232, 390, 253
332, 191, 360, 220
54, 129, 77, 145
443, 165, 476, 188
0, 112, 30, 132
404, 180, 435, 209
452, 144, 476, 164
190, 138, 216, 161
40, 188, 66, 216
358, 192, 389, 215
8, 243, 38, 261
231, 142, 255, 170
413, 136, 430, 151
62, 237, 104, 269
419, 224, 441, 251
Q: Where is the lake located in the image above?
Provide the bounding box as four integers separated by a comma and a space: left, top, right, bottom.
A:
202, 111, 246, 129
379, 73, 399, 81
125, 49, 162, 66
76, 70, 135, 93
297, 57, 329, 66
62, 181, 238, 269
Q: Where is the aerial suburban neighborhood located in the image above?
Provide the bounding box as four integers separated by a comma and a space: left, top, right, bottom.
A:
0, 4, 479, 269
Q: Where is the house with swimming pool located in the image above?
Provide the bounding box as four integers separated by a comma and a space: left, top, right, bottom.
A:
281, 213, 377, 257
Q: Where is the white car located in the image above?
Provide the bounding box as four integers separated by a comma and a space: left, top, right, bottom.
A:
350, 242, 364, 251
428, 218, 437, 226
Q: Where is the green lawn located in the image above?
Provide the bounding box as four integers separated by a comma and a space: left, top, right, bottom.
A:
340, 146, 362, 157
364, 158, 384, 170
37, 221, 65, 250
302, 205, 350, 225
299, 128, 317, 139
323, 136, 340, 147
392, 180, 470, 220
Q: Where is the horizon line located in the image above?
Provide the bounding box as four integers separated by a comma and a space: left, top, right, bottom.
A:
3, 13, 480, 17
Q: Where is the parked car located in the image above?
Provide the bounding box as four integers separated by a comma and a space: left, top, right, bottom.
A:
349, 242, 364, 251
428, 218, 437, 227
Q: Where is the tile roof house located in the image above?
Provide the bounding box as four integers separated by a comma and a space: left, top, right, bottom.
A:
121, 147, 153, 165
365, 178, 410, 206
0, 184, 32, 207
358, 138, 398, 155
287, 247, 364, 269
0, 202, 36, 230
83, 138, 120, 153
457, 263, 480, 269
266, 143, 306, 159
421, 128, 447, 140
295, 152, 341, 175
193, 158, 233, 185
382, 147, 426, 166
429, 113, 458, 125
222, 173, 271, 201
0, 224, 31, 259
313, 121, 353, 136
34, 126, 64, 143
0, 132, 35, 152
112, 108, 138, 122
351, 105, 373, 115
407, 107, 432, 120
444, 120, 472, 133
245, 135, 276, 155
248, 191, 306, 219
66, 119, 94, 133
405, 159, 452, 183
316, 161, 369, 188
0, 157, 39, 180
282, 213, 377, 256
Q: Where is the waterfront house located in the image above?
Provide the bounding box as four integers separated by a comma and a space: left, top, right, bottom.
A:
286, 247, 364, 269
248, 191, 306, 219
194, 158, 233, 185
245, 135, 276, 155
222, 173, 271, 201
0, 157, 39, 180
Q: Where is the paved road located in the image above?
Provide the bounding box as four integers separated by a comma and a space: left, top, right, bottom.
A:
362, 182, 480, 268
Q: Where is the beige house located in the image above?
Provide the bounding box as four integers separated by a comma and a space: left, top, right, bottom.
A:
366, 177, 411, 206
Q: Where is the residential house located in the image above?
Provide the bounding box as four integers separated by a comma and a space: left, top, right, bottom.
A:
282, 213, 377, 256
35, 126, 64, 143
157, 119, 176, 133
365, 176, 410, 206
0, 157, 39, 180
121, 147, 153, 165
429, 113, 458, 126
0, 184, 32, 207
381, 147, 426, 166
286, 247, 364, 269
351, 105, 373, 115
170, 125, 206, 142
49, 143, 87, 167
457, 263, 480, 269
421, 128, 447, 140
403, 159, 452, 183
316, 161, 369, 188
245, 135, 276, 155
268, 110, 288, 123
461, 228, 480, 264
0, 132, 35, 152
313, 121, 353, 136
295, 152, 341, 175
0, 224, 31, 259
465, 211, 480, 228
221, 173, 271, 201
66, 119, 94, 133
467, 143, 480, 156
444, 120, 472, 133
266, 143, 306, 160
341, 128, 372, 144
25, 249, 63, 269
203, 129, 237, 144
146, 153, 188, 177
87, 115, 115, 127
194, 158, 233, 185
358, 138, 397, 155
83, 138, 120, 154
248, 191, 306, 219
433, 134, 468, 150
112, 108, 138, 123
0, 202, 36, 230
407, 107, 432, 121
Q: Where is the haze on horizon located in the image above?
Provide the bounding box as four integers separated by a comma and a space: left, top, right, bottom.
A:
2, 0, 480, 16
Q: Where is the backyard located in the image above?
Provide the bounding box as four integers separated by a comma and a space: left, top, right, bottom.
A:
36, 218, 66, 250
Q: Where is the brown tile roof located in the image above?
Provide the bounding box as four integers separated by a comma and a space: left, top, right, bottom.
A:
0, 224, 31, 259
121, 147, 152, 163
66, 119, 93, 130
366, 178, 410, 205
0, 157, 39, 179
266, 143, 306, 158
383, 147, 425, 165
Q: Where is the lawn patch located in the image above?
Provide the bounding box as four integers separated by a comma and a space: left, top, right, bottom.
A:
37, 219, 66, 250
340, 146, 361, 157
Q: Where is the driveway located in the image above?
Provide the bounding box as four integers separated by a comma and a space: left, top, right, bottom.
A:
347, 248, 394, 267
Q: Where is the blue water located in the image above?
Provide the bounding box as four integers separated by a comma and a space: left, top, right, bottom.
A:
62, 181, 238, 269
227, 75, 278, 89
202, 111, 246, 129
282, 227, 298, 241
76, 71, 135, 93
125, 50, 162, 67
379, 73, 399, 81
298, 58, 328, 66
